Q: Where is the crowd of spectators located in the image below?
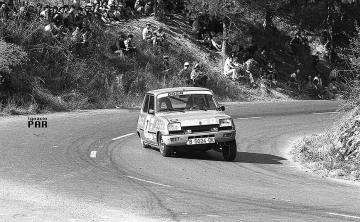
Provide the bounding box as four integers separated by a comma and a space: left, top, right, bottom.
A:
0, 0, 160, 54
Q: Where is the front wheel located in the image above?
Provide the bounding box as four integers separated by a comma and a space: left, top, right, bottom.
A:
140, 137, 149, 148
222, 140, 237, 161
159, 135, 172, 157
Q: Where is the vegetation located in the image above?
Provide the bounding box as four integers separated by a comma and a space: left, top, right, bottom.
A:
1, 0, 360, 115
291, 31, 360, 182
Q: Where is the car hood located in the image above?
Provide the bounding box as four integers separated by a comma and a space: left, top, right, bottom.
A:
158, 110, 231, 127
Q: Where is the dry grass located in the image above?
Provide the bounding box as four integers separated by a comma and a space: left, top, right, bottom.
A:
291, 107, 360, 181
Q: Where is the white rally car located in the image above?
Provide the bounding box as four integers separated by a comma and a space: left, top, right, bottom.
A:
136, 87, 237, 161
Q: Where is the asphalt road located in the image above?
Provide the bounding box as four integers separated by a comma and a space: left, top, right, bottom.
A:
0, 100, 359, 222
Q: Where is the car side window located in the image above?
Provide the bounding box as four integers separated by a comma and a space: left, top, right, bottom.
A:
142, 95, 150, 113
148, 96, 155, 114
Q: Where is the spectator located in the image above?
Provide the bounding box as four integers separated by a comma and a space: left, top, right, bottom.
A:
111, 34, 126, 54
178, 62, 191, 83
142, 23, 152, 41
210, 35, 221, 51
243, 53, 258, 87
152, 26, 166, 46
0, 3, 8, 21
289, 69, 300, 90
312, 76, 323, 99
224, 54, 241, 81
144, 1, 152, 15
265, 62, 276, 85
124, 34, 136, 52
191, 63, 207, 87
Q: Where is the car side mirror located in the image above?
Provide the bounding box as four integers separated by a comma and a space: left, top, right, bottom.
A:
220, 106, 225, 111
148, 109, 155, 115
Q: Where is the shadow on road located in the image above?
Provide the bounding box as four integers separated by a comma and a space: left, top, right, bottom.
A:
235, 152, 287, 164
172, 150, 286, 164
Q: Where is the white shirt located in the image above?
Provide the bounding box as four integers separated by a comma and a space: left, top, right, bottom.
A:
224, 57, 237, 74
142, 27, 152, 40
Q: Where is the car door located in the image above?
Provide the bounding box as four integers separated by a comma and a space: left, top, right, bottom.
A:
143, 95, 157, 144
138, 94, 150, 139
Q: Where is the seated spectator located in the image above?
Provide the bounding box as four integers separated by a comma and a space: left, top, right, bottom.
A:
288, 69, 300, 90
178, 62, 191, 83
243, 53, 258, 87
0, 3, 8, 21
142, 23, 152, 41
191, 63, 207, 87
134, 0, 144, 14
40, 5, 51, 22
210, 36, 221, 51
265, 62, 276, 85
144, 1, 152, 15
323, 78, 338, 100
124, 34, 136, 52
71, 26, 82, 43
224, 54, 241, 81
152, 26, 166, 46
312, 76, 323, 99
110, 34, 126, 53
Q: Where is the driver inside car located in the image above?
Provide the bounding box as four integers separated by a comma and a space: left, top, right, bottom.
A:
186, 95, 208, 110
158, 97, 173, 111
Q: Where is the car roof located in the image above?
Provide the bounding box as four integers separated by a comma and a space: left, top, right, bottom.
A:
147, 87, 212, 96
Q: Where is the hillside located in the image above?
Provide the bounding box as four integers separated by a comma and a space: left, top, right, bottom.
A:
1, 14, 293, 115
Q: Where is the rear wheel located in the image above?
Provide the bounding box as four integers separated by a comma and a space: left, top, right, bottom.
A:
222, 140, 237, 161
159, 135, 172, 157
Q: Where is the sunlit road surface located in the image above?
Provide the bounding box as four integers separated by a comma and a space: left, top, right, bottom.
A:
1, 100, 359, 222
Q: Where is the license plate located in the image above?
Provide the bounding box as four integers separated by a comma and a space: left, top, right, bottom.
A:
187, 137, 215, 145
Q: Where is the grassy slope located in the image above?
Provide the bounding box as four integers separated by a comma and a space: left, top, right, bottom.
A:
290, 107, 360, 182
110, 15, 291, 101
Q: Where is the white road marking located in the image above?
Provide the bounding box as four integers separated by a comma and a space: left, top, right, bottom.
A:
327, 212, 360, 219
312, 111, 339, 115
126, 175, 172, 188
206, 215, 221, 217
90, 151, 97, 158
112, 133, 135, 141
238, 117, 262, 120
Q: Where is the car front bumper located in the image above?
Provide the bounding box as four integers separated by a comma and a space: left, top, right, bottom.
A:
162, 130, 236, 146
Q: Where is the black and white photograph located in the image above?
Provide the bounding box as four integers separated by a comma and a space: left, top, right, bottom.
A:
0, 0, 359, 221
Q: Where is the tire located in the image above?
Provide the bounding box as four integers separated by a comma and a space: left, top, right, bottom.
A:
222, 140, 237, 161
140, 137, 149, 148
159, 135, 172, 157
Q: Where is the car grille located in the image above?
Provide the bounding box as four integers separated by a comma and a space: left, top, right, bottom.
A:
169, 124, 232, 135
182, 124, 219, 133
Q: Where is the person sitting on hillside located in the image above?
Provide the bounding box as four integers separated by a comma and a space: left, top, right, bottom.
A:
312, 76, 323, 99
124, 34, 136, 52
152, 26, 166, 46
0, 3, 8, 21
110, 34, 126, 54
288, 69, 300, 90
243, 53, 258, 87
142, 23, 152, 41
144, 1, 152, 15
323, 78, 338, 100
178, 62, 192, 83
191, 63, 207, 87
210, 35, 222, 51
265, 62, 276, 85
224, 54, 241, 81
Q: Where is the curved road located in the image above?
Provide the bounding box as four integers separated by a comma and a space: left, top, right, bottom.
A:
0, 100, 359, 221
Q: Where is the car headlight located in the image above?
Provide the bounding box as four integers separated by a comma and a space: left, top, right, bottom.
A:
168, 122, 181, 131
219, 119, 232, 127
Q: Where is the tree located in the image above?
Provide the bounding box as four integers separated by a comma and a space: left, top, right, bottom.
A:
185, 0, 289, 60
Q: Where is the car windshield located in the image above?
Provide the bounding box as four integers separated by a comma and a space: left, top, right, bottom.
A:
156, 93, 218, 112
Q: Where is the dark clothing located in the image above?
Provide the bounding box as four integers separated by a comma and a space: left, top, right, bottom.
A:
110, 39, 126, 52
